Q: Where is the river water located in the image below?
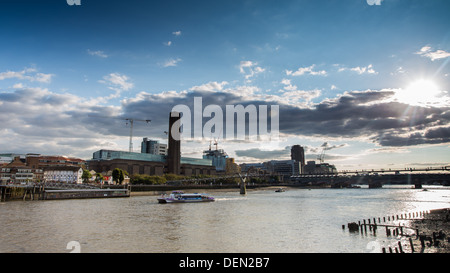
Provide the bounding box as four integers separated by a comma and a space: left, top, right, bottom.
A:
1, 185, 449, 253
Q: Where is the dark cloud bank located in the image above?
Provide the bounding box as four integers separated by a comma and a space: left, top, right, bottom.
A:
0, 87, 449, 157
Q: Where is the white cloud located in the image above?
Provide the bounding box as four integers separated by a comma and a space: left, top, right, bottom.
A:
239, 61, 254, 73
164, 41, 172, 46
280, 79, 291, 85
190, 81, 229, 92
162, 58, 182, 67
239, 61, 265, 82
280, 89, 321, 105
0, 67, 54, 83
415, 45, 450, 61
87, 49, 108, 58
12, 83, 24, 89
172, 30, 182, 36
285, 64, 327, 76
35, 73, 53, 83
418, 46, 432, 53
97, 73, 134, 101
338, 64, 377, 75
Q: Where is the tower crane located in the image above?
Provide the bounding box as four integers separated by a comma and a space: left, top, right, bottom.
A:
213, 127, 223, 151
123, 118, 151, 152
88, 115, 151, 152
317, 148, 326, 163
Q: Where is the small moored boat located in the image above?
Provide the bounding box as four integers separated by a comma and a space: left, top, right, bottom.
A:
275, 188, 285, 192
157, 191, 215, 204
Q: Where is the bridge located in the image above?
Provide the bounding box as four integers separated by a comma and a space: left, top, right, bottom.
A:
291, 166, 450, 178
290, 172, 450, 188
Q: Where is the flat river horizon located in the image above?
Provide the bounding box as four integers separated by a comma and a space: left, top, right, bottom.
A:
1, 185, 449, 253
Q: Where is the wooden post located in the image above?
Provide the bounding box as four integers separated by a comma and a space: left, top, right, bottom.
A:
420, 236, 425, 249
398, 241, 403, 253
409, 237, 415, 253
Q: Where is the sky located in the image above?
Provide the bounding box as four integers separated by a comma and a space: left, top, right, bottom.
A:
0, 0, 449, 171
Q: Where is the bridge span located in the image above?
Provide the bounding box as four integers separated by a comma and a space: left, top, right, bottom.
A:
290, 172, 450, 188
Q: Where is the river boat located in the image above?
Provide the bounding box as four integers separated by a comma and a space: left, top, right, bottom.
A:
157, 191, 215, 204
275, 188, 285, 192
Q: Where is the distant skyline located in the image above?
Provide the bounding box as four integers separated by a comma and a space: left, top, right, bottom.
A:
0, 0, 449, 171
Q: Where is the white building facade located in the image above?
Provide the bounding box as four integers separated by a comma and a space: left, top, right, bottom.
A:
44, 166, 83, 184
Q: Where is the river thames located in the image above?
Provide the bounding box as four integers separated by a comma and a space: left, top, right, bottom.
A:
0, 185, 449, 253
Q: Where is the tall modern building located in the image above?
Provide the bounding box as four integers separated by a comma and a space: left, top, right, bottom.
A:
291, 145, 305, 174
141, 138, 167, 155
203, 148, 228, 172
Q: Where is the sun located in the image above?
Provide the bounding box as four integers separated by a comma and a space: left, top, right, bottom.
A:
395, 79, 441, 106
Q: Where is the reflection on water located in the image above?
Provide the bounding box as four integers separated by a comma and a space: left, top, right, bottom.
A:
0, 186, 449, 253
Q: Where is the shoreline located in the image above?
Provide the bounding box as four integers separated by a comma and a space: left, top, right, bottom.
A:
411, 208, 450, 253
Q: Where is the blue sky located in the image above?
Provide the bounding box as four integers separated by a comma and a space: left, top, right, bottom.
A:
0, 0, 449, 171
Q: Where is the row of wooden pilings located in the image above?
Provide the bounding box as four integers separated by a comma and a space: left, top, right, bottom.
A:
342, 210, 431, 253
0, 184, 46, 202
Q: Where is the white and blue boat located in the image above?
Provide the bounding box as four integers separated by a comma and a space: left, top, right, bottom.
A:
157, 191, 215, 204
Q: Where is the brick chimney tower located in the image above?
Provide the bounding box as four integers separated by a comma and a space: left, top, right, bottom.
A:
167, 112, 181, 175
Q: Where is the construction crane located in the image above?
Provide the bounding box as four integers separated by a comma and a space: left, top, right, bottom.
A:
123, 118, 151, 152
317, 147, 326, 163
88, 115, 151, 152
213, 127, 223, 151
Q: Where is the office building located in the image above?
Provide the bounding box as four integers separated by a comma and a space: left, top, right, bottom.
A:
203, 148, 228, 172
141, 138, 167, 156
303, 161, 337, 174
291, 145, 305, 175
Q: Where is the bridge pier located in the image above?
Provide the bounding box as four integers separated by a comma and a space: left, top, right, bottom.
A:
1, 186, 6, 202
240, 181, 247, 195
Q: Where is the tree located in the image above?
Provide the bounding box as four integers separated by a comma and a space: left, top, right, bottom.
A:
95, 173, 104, 183
112, 168, 125, 185
82, 169, 92, 183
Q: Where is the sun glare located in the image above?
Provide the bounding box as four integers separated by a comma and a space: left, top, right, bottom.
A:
395, 79, 441, 106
